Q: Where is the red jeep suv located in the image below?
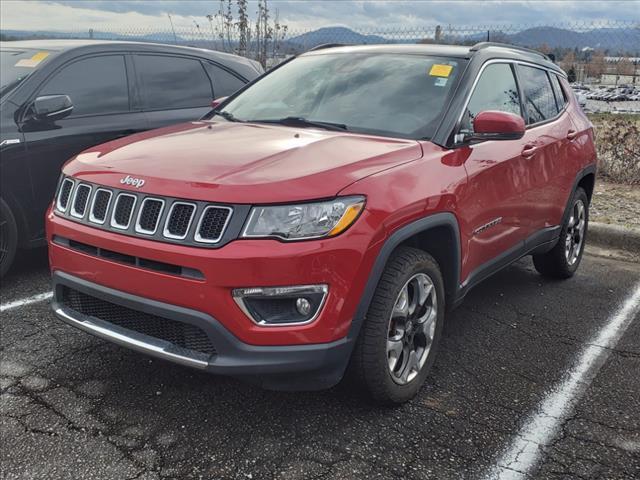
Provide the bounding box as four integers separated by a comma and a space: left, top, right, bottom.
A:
47, 43, 596, 404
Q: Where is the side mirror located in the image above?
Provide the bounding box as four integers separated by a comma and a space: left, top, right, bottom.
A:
468, 110, 525, 141
210, 96, 228, 109
30, 95, 73, 122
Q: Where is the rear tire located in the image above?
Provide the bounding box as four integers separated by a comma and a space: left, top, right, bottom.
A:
533, 187, 589, 279
349, 247, 445, 405
0, 198, 18, 278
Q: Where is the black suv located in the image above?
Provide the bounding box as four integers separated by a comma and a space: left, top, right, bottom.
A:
0, 40, 262, 276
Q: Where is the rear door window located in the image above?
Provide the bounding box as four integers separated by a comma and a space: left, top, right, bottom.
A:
135, 55, 213, 110
517, 65, 559, 124
39, 55, 129, 116
205, 63, 246, 97
550, 74, 567, 110
461, 63, 522, 133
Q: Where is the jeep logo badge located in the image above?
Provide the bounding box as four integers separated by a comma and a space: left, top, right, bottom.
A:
120, 175, 146, 189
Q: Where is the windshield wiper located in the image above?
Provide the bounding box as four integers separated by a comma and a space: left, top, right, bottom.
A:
247, 117, 349, 132
210, 110, 241, 122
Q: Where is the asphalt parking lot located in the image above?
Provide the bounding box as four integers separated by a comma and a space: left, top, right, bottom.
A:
1, 248, 639, 480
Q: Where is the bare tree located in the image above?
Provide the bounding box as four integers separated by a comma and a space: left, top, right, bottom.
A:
586, 50, 606, 80
616, 57, 635, 76
236, 0, 250, 56
205, 0, 287, 66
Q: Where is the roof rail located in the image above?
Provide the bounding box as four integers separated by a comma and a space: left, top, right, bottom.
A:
470, 42, 550, 60
308, 43, 347, 52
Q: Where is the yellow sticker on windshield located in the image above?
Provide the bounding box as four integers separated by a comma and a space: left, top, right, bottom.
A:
15, 51, 49, 68
429, 64, 453, 77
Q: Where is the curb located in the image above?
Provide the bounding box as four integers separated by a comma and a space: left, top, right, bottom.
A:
588, 222, 640, 254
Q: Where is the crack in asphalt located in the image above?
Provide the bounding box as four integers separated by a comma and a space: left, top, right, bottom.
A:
1, 256, 639, 480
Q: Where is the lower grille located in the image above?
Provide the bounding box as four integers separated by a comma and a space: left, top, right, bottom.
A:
61, 287, 216, 356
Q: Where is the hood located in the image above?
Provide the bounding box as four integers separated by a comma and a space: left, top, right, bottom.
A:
63, 121, 424, 203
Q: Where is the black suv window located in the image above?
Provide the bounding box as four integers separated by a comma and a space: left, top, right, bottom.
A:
461, 63, 521, 133
205, 63, 246, 97
136, 55, 213, 110
550, 74, 566, 110
39, 55, 129, 116
518, 65, 558, 124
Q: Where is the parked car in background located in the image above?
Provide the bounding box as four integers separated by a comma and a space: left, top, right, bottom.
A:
0, 39, 262, 276
47, 43, 596, 404
574, 90, 587, 108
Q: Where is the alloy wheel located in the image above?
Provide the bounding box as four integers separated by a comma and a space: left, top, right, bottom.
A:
565, 198, 586, 266
386, 273, 438, 385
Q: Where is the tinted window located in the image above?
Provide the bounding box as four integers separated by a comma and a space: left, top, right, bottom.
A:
461, 63, 521, 133
137, 55, 212, 110
216, 54, 464, 140
207, 63, 245, 97
518, 65, 558, 124
550, 74, 566, 110
40, 55, 129, 116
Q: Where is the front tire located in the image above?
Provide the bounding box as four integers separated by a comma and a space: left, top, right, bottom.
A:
0, 198, 18, 278
349, 247, 445, 405
533, 187, 589, 279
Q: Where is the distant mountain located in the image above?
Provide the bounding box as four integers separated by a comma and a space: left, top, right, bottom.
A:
0, 29, 186, 43
287, 26, 387, 48
506, 26, 640, 52
286, 25, 640, 54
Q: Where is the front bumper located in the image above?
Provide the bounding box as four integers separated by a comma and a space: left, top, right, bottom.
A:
47, 209, 380, 346
52, 271, 353, 390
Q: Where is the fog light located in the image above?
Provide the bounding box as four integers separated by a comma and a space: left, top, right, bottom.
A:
295, 298, 312, 316
232, 285, 328, 326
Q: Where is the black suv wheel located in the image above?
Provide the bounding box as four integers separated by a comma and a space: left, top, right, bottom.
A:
0, 198, 18, 278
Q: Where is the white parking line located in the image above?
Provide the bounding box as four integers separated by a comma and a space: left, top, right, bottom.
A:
0, 291, 53, 313
483, 281, 640, 480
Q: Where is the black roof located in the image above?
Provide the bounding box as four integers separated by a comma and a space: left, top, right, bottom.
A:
304, 42, 563, 74
0, 39, 263, 76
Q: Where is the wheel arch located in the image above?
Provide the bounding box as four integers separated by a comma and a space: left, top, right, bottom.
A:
577, 172, 595, 203
347, 212, 461, 343
562, 164, 597, 226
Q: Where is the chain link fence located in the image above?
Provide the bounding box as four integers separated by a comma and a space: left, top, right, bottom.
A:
4, 20, 639, 85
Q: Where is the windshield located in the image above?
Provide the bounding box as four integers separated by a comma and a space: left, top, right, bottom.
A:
212, 53, 465, 139
1, 49, 53, 97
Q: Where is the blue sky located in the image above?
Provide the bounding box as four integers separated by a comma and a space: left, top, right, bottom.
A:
1, 1, 638, 32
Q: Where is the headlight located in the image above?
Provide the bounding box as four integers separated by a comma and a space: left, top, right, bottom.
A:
241, 196, 365, 240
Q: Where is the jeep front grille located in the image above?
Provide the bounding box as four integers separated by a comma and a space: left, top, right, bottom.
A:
164, 202, 195, 239
89, 189, 112, 224
111, 194, 137, 229
57, 178, 74, 212
54, 177, 235, 248
71, 184, 92, 218
196, 206, 232, 243
136, 198, 164, 234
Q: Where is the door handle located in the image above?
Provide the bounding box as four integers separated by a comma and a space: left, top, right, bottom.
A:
566, 129, 578, 140
521, 144, 538, 158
